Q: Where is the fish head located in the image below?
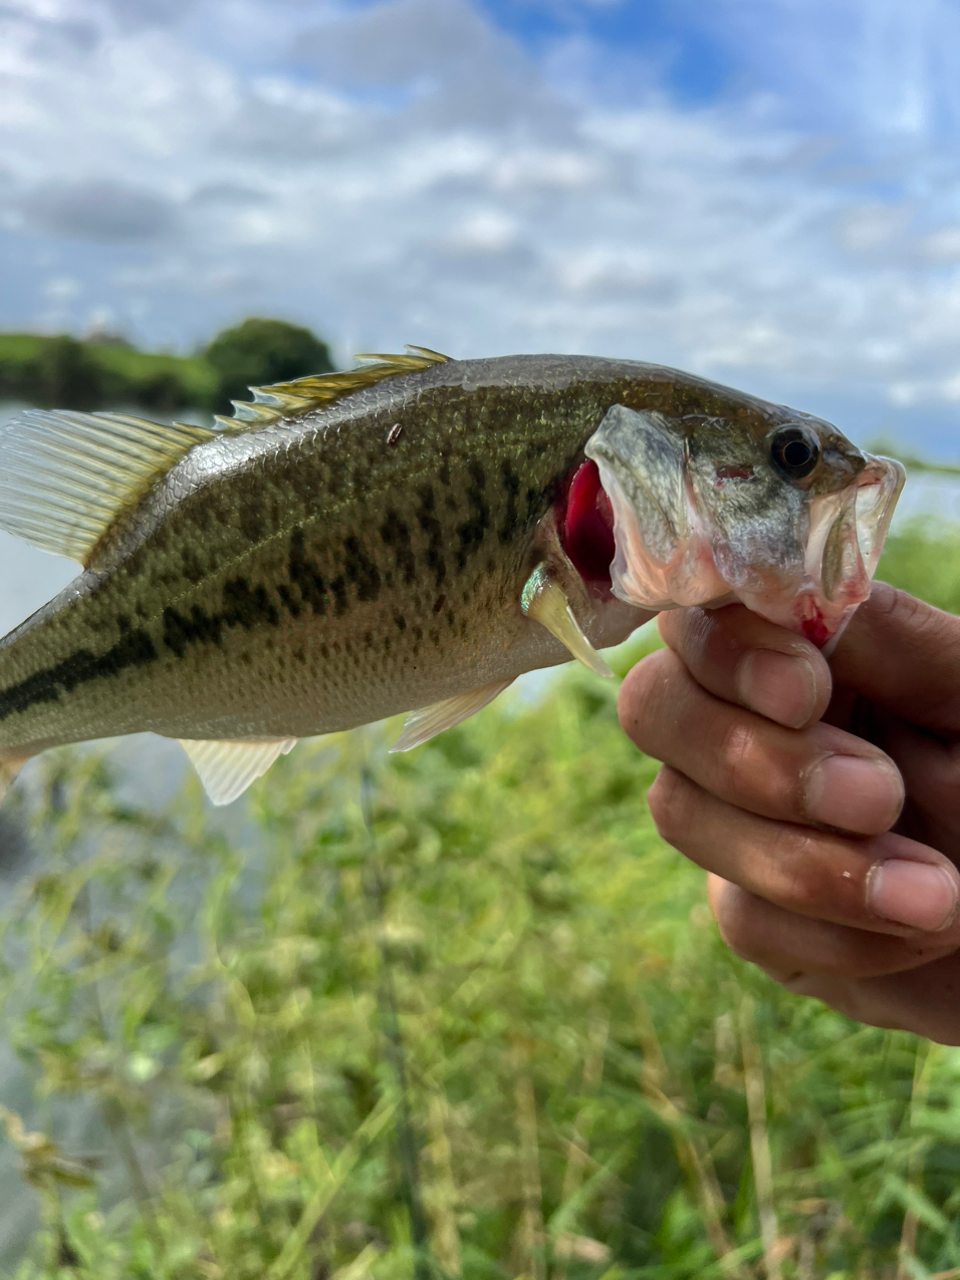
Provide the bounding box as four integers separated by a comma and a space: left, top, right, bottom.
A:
583, 398, 905, 648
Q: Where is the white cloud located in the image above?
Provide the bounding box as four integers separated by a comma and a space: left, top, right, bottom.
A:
0, 0, 957, 438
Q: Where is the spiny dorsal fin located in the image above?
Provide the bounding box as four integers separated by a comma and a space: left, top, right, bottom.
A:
219, 345, 451, 430
0, 410, 218, 567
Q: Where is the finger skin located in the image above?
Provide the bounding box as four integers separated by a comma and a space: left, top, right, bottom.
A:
632, 584, 960, 1041
879, 714, 960, 853
707, 875, 958, 981
620, 649, 903, 835
830, 583, 960, 732
709, 876, 960, 1043
784, 956, 960, 1045
657, 603, 832, 729
647, 765, 960, 939
656, 584, 960, 734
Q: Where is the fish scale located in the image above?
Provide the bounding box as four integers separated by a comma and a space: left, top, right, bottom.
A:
0, 351, 904, 805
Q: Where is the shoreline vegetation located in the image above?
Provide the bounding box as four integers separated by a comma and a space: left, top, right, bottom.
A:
0, 521, 958, 1278
0, 319, 335, 418
2, 319, 960, 1274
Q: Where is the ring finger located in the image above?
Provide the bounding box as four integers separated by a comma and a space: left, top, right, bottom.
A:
649, 766, 960, 938
707, 875, 959, 981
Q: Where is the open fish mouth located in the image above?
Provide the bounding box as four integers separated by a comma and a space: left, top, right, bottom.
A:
736, 453, 906, 649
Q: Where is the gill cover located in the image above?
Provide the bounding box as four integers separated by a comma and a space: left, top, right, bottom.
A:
584, 405, 730, 611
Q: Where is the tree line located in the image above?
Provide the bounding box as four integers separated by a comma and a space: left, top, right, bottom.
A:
0, 318, 335, 416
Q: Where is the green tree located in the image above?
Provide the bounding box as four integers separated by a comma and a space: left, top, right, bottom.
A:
31, 336, 104, 410
204, 318, 335, 412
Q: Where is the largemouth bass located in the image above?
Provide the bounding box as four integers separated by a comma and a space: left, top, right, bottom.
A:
0, 349, 904, 805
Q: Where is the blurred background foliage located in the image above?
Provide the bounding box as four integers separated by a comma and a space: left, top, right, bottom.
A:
0, 520, 959, 1278
203, 319, 335, 410
0, 319, 334, 417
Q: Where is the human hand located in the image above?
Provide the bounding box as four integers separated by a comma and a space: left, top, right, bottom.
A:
618, 584, 960, 1043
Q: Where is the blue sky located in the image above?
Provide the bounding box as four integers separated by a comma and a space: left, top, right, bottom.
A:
1, 0, 960, 470
478, 0, 732, 103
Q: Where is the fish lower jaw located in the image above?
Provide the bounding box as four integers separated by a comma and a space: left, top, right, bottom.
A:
607, 520, 730, 613
731, 578, 865, 650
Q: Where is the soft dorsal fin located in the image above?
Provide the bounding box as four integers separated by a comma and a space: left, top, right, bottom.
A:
0, 410, 218, 567
0, 346, 451, 567
179, 737, 298, 805
220, 345, 450, 429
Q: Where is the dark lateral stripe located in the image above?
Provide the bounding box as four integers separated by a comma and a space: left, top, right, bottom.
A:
0, 627, 158, 725
161, 576, 281, 658
0, 526, 385, 727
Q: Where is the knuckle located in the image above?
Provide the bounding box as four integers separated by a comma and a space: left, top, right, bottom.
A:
713, 716, 804, 818
617, 651, 683, 748
678, 606, 716, 661
872, 583, 958, 650
712, 885, 769, 963
715, 718, 767, 798
869, 581, 916, 620
769, 828, 826, 909
647, 767, 692, 848
658, 604, 711, 652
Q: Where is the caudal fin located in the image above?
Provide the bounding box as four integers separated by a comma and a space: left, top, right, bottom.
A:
0, 752, 30, 806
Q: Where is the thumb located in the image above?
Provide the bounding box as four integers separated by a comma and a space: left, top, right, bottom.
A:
830, 583, 960, 732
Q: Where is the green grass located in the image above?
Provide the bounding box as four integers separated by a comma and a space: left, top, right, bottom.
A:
1, 522, 960, 1279
0, 335, 46, 361
90, 346, 219, 410
876, 518, 960, 615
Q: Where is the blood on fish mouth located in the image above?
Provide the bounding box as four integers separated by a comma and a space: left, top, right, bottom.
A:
799, 605, 830, 649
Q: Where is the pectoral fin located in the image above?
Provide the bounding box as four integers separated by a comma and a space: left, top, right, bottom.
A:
179, 737, 298, 806
390, 679, 514, 753
521, 564, 614, 677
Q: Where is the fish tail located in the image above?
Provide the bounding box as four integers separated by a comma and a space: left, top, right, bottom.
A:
0, 751, 30, 806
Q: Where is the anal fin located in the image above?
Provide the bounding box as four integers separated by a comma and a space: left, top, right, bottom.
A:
521, 564, 614, 678
390, 680, 514, 753
179, 737, 298, 806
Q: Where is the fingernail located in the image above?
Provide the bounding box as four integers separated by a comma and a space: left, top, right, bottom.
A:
735, 649, 817, 728
805, 755, 904, 834
867, 859, 959, 932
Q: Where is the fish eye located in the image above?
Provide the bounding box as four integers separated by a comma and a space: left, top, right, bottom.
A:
770, 425, 821, 481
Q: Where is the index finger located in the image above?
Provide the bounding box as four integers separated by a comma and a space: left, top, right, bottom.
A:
657, 604, 832, 730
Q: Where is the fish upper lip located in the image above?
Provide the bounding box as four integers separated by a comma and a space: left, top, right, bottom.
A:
814, 443, 868, 492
